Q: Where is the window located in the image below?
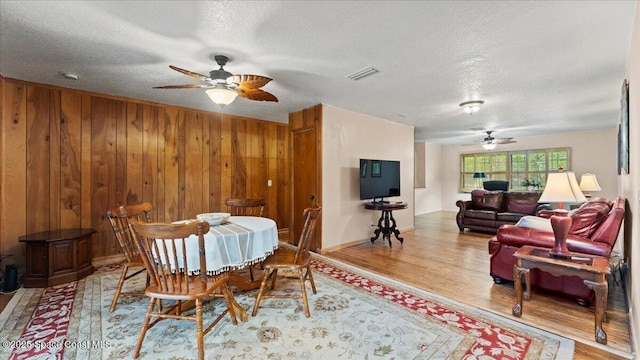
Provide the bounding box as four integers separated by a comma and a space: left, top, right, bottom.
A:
460, 148, 571, 192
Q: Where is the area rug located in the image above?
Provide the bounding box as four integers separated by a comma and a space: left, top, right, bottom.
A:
0, 257, 573, 359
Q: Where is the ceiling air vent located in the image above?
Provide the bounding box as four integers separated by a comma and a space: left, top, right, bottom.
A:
346, 66, 379, 81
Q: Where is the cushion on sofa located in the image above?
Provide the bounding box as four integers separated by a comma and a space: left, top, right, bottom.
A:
496, 212, 525, 222
471, 190, 504, 211
506, 201, 538, 214
505, 192, 542, 214
569, 199, 613, 238
465, 209, 497, 220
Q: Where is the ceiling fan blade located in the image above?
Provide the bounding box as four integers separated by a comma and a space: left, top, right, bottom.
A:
495, 139, 516, 144
229, 74, 273, 89
169, 65, 211, 82
153, 84, 213, 89
237, 88, 278, 102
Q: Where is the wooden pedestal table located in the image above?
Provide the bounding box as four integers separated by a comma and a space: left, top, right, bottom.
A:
512, 245, 610, 345
19, 228, 96, 288
364, 202, 408, 247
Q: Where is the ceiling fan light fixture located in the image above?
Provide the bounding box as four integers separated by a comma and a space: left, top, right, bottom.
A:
460, 100, 485, 114
482, 143, 497, 150
206, 86, 238, 105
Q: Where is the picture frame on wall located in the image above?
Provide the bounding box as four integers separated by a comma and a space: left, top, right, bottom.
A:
618, 79, 629, 175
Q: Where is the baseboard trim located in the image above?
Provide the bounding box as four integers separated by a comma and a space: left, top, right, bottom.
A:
319, 227, 415, 254
319, 239, 370, 254
92, 254, 125, 268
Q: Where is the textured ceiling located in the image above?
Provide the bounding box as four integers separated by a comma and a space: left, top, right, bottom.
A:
0, 1, 636, 144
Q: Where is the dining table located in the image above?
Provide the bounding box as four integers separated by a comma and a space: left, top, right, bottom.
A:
167, 215, 279, 321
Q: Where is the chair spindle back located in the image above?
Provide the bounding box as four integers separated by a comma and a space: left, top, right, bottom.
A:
225, 198, 267, 217
294, 207, 322, 265
130, 221, 210, 294
106, 202, 153, 262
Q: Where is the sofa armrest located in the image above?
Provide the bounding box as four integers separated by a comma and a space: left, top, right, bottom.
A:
455, 200, 472, 231
535, 203, 552, 216
456, 200, 472, 210
496, 224, 611, 257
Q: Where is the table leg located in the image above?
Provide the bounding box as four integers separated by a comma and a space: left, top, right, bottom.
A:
227, 295, 248, 322
389, 211, 403, 244
512, 266, 529, 317
370, 213, 384, 243
229, 270, 263, 291
585, 279, 608, 345
383, 210, 392, 247
523, 268, 531, 301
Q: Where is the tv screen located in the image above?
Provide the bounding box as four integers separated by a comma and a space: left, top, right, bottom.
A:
359, 159, 400, 202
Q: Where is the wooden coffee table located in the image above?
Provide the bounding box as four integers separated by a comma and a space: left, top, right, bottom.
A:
512, 245, 610, 344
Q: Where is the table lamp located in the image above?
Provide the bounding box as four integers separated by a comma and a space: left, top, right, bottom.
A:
473, 172, 486, 189
538, 169, 587, 259
579, 173, 601, 199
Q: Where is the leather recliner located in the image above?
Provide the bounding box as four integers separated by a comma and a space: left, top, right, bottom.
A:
488, 197, 625, 306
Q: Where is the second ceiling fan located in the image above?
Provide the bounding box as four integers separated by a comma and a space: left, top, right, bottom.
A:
153, 55, 278, 105
476, 131, 516, 150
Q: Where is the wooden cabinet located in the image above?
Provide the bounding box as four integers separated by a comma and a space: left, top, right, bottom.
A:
19, 228, 95, 287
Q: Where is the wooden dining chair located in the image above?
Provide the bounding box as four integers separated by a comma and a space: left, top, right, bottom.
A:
129, 220, 238, 360
225, 198, 267, 217
252, 206, 321, 318
225, 197, 268, 281
106, 202, 153, 312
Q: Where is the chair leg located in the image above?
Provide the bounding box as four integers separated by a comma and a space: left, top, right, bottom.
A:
110, 265, 129, 312
195, 298, 204, 360
249, 266, 255, 282
252, 268, 272, 317
306, 266, 317, 294
269, 269, 278, 290
298, 268, 311, 318
134, 298, 156, 358
248, 261, 265, 282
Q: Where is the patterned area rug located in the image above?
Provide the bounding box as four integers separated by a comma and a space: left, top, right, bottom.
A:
0, 257, 573, 359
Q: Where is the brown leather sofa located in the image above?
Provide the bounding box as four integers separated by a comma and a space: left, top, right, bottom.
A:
456, 190, 551, 233
488, 197, 625, 306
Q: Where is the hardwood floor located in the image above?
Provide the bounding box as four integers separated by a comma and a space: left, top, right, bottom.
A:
325, 211, 634, 360
0, 211, 632, 359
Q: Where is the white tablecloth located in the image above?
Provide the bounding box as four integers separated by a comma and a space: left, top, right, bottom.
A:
158, 216, 279, 275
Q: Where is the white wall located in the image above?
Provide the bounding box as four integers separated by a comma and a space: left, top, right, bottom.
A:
623, 4, 640, 358
440, 128, 619, 211
321, 104, 415, 250
415, 142, 442, 215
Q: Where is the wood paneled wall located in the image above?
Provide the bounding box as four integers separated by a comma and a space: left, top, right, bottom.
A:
0, 77, 289, 271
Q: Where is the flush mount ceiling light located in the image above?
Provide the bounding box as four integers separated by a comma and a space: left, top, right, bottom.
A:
346, 66, 380, 81
58, 71, 79, 80
459, 100, 485, 114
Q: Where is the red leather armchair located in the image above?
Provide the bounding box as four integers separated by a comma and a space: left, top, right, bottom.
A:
488, 197, 625, 306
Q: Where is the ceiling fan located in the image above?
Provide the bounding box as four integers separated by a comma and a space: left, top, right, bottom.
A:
465, 130, 516, 150
153, 55, 278, 105
479, 130, 516, 149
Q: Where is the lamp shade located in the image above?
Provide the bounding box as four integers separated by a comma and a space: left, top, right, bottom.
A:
205, 86, 238, 105
579, 173, 602, 192
473, 172, 487, 179
538, 171, 587, 205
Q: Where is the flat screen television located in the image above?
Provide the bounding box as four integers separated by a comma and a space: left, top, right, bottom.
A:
359, 159, 400, 203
